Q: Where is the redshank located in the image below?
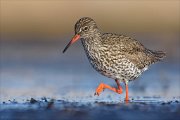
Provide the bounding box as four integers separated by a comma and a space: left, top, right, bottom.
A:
62, 17, 166, 102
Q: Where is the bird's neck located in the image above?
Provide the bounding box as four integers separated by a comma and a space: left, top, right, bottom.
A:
81, 31, 102, 63
81, 31, 102, 48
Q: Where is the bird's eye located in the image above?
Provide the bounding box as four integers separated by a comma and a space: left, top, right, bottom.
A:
83, 26, 89, 31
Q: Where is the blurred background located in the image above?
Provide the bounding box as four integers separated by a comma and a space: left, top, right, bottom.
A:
0, 0, 180, 101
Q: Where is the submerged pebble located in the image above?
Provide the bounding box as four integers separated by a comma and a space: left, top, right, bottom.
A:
30, 98, 38, 104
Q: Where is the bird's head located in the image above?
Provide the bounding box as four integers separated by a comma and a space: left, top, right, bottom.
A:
63, 17, 98, 53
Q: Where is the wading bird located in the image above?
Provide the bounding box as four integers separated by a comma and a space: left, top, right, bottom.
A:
63, 17, 165, 102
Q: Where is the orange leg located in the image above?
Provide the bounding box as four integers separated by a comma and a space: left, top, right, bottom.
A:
94, 79, 123, 96
125, 83, 129, 102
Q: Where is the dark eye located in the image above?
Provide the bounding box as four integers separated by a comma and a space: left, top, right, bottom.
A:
83, 26, 89, 31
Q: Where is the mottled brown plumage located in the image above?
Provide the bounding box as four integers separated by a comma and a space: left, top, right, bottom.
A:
63, 17, 166, 101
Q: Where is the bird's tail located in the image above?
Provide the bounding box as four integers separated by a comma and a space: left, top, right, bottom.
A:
148, 50, 166, 63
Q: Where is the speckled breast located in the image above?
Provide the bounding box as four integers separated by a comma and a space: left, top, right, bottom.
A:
81, 40, 144, 81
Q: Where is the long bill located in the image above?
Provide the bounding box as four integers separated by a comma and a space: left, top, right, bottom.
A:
62, 34, 80, 53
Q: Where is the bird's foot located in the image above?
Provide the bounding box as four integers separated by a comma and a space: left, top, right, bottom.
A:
125, 97, 129, 101
94, 83, 104, 96
94, 83, 123, 96
124, 97, 130, 104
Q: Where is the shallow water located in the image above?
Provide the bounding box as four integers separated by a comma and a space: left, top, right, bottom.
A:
0, 97, 180, 120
